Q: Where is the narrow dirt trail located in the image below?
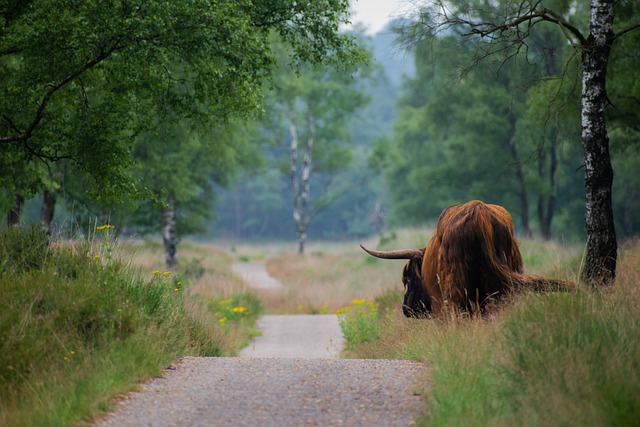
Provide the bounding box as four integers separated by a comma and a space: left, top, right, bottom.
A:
94, 261, 427, 427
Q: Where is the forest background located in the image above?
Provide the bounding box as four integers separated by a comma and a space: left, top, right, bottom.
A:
2, 0, 639, 261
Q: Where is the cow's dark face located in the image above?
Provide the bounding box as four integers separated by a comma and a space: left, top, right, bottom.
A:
402, 257, 431, 318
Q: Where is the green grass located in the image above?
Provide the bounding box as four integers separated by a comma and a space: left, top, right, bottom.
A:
335, 236, 640, 427
0, 227, 260, 427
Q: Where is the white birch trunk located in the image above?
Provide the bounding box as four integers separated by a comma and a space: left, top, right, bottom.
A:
162, 198, 178, 270
580, 0, 617, 284
288, 105, 315, 255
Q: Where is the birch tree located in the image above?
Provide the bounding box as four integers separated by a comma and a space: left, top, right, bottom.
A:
127, 119, 253, 270
400, 0, 640, 285
288, 104, 315, 254
269, 39, 371, 254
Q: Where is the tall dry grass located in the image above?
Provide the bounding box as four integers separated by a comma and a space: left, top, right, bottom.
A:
338, 238, 640, 427
252, 228, 582, 314
260, 229, 433, 313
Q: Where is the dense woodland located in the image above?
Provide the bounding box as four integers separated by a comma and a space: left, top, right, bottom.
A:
2, 1, 638, 278
212, 6, 640, 249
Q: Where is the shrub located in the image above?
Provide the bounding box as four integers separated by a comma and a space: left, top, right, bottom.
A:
336, 299, 380, 348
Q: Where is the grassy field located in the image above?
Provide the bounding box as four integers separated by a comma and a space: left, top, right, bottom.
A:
2, 224, 637, 427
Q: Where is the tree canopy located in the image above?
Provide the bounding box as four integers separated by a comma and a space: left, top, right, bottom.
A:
0, 0, 365, 203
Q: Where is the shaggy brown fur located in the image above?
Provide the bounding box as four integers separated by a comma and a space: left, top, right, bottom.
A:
362, 200, 573, 317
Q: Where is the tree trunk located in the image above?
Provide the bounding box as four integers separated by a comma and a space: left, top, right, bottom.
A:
580, 0, 617, 285
288, 106, 315, 255
537, 131, 558, 241
162, 199, 178, 270
233, 181, 244, 238
7, 194, 24, 226
41, 190, 56, 235
505, 116, 532, 238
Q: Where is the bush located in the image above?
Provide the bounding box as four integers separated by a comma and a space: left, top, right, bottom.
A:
336, 299, 381, 348
209, 293, 262, 325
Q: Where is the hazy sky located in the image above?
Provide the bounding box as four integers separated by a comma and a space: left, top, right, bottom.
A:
349, 0, 411, 34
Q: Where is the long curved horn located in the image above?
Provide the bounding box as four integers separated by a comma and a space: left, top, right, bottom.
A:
360, 244, 423, 260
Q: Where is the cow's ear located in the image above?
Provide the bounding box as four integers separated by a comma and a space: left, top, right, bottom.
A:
410, 258, 422, 277
412, 252, 423, 265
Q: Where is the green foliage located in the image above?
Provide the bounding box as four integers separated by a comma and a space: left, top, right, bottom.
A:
210, 31, 380, 241
1, 0, 365, 210
209, 293, 262, 326
119, 118, 259, 239
383, 0, 640, 241
337, 299, 381, 348
387, 34, 545, 223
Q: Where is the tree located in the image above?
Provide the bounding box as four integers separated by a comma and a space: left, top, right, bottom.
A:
384, 35, 541, 233
518, 60, 582, 240
1, 0, 365, 217
128, 118, 257, 269
400, 0, 640, 285
266, 37, 371, 254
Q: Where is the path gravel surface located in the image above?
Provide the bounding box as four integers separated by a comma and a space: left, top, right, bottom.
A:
95, 357, 426, 427
232, 262, 282, 289
92, 260, 428, 426
240, 314, 344, 358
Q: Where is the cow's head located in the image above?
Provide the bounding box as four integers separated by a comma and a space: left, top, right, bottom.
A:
360, 245, 430, 318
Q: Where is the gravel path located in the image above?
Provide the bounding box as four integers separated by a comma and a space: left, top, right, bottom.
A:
95, 357, 426, 427
232, 262, 282, 289
240, 314, 344, 358
92, 260, 428, 426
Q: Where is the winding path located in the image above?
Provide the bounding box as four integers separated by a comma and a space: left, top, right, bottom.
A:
94, 261, 427, 426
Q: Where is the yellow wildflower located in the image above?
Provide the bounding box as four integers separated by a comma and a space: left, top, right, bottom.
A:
152, 270, 161, 275
351, 299, 366, 305
232, 306, 246, 313
93, 255, 100, 260
162, 271, 171, 276
218, 317, 227, 324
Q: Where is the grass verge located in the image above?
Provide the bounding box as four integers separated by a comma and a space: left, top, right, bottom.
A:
0, 227, 260, 427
